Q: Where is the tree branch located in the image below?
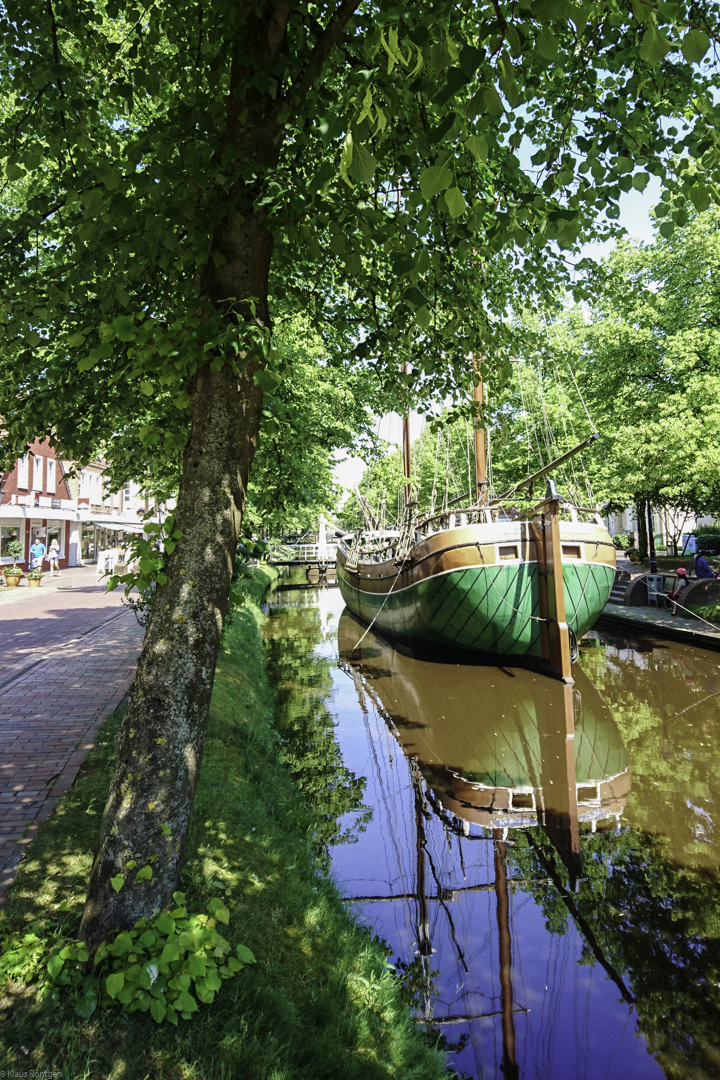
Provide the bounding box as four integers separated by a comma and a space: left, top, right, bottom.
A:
266, 1, 290, 61
288, 0, 362, 105
46, 0, 78, 179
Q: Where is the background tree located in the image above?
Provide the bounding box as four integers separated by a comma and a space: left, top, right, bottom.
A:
580, 208, 720, 524
244, 317, 382, 536
1, 0, 720, 947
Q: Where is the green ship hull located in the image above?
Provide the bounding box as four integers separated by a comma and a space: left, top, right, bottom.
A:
337, 521, 616, 658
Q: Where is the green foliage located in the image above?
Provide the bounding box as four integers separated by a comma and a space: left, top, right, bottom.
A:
572, 209, 720, 516
1, 0, 719, 489
694, 535, 720, 556
91, 894, 255, 1023
5, 539, 24, 565
613, 534, 635, 550
244, 319, 382, 534
25, 566, 43, 579
0, 896, 256, 1025
687, 602, 720, 623
224, 555, 277, 628
695, 526, 720, 556
264, 595, 371, 862
121, 585, 156, 629
106, 515, 183, 596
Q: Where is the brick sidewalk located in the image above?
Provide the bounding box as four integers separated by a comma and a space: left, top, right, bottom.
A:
0, 565, 105, 606
0, 608, 144, 901
0, 569, 127, 681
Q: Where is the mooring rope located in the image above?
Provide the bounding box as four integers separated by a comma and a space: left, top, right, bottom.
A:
348, 552, 411, 654
486, 564, 547, 623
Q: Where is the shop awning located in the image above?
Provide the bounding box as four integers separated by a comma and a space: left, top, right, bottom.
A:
84, 519, 151, 533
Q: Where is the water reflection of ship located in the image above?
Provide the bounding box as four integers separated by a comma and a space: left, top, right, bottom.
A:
338, 609, 634, 1074
338, 610, 631, 855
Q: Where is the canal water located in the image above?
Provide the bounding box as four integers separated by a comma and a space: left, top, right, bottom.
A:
263, 579, 720, 1080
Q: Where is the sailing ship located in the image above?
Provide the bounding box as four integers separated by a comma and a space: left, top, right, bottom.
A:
337, 366, 615, 679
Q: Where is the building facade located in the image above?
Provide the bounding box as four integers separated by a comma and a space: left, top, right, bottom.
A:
1, 441, 170, 570
0, 438, 78, 569
604, 504, 717, 555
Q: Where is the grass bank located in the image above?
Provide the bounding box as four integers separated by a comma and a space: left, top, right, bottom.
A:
0, 567, 451, 1079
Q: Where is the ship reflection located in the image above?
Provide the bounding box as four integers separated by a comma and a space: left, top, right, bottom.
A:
338, 609, 631, 880
338, 609, 633, 1075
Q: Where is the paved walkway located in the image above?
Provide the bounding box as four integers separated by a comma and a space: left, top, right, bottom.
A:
0, 567, 125, 686
600, 603, 720, 650
0, 580, 144, 901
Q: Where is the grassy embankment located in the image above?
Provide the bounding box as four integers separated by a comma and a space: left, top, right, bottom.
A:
0, 566, 450, 1078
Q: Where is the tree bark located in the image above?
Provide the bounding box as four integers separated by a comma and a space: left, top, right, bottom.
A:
80, 359, 263, 948
79, 0, 362, 950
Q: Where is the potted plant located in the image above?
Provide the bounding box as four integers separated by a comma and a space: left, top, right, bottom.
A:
2, 539, 25, 587
627, 547, 640, 564
26, 566, 44, 587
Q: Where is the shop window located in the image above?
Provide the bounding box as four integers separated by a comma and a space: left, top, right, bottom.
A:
16, 455, 29, 489
47, 521, 64, 557
1, 521, 24, 560
30, 522, 46, 548
81, 524, 97, 561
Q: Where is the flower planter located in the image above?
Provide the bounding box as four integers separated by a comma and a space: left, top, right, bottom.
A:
3, 575, 22, 587
27, 578, 42, 587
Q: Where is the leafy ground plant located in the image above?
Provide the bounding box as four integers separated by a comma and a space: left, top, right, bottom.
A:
687, 602, 720, 625
0, 895, 255, 1025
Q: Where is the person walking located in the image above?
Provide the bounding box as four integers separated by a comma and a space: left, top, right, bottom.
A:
29, 535, 46, 571
46, 537, 61, 577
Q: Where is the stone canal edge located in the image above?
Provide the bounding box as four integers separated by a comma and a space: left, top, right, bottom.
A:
0, 608, 144, 902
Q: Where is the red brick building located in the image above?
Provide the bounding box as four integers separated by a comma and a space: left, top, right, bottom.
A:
1, 438, 79, 570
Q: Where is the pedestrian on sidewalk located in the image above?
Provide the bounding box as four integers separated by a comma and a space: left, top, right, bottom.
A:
46, 537, 61, 577
29, 536, 46, 570
667, 568, 689, 615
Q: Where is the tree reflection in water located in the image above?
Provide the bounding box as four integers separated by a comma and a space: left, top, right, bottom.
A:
264, 585, 720, 1079
263, 590, 371, 868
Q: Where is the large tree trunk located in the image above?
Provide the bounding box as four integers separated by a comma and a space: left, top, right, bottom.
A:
79, 0, 360, 950
80, 357, 263, 948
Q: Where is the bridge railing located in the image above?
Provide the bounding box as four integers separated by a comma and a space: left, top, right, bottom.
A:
267, 542, 337, 563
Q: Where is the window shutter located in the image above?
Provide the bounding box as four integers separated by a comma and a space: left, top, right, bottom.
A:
17, 455, 29, 488
33, 455, 43, 491
47, 459, 56, 494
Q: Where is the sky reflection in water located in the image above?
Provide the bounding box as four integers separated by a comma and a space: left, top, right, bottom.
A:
264, 583, 720, 1080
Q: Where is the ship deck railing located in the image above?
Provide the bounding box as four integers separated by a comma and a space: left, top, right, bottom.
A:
336, 501, 605, 565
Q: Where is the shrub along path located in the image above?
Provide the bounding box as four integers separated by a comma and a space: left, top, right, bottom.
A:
0, 607, 143, 902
